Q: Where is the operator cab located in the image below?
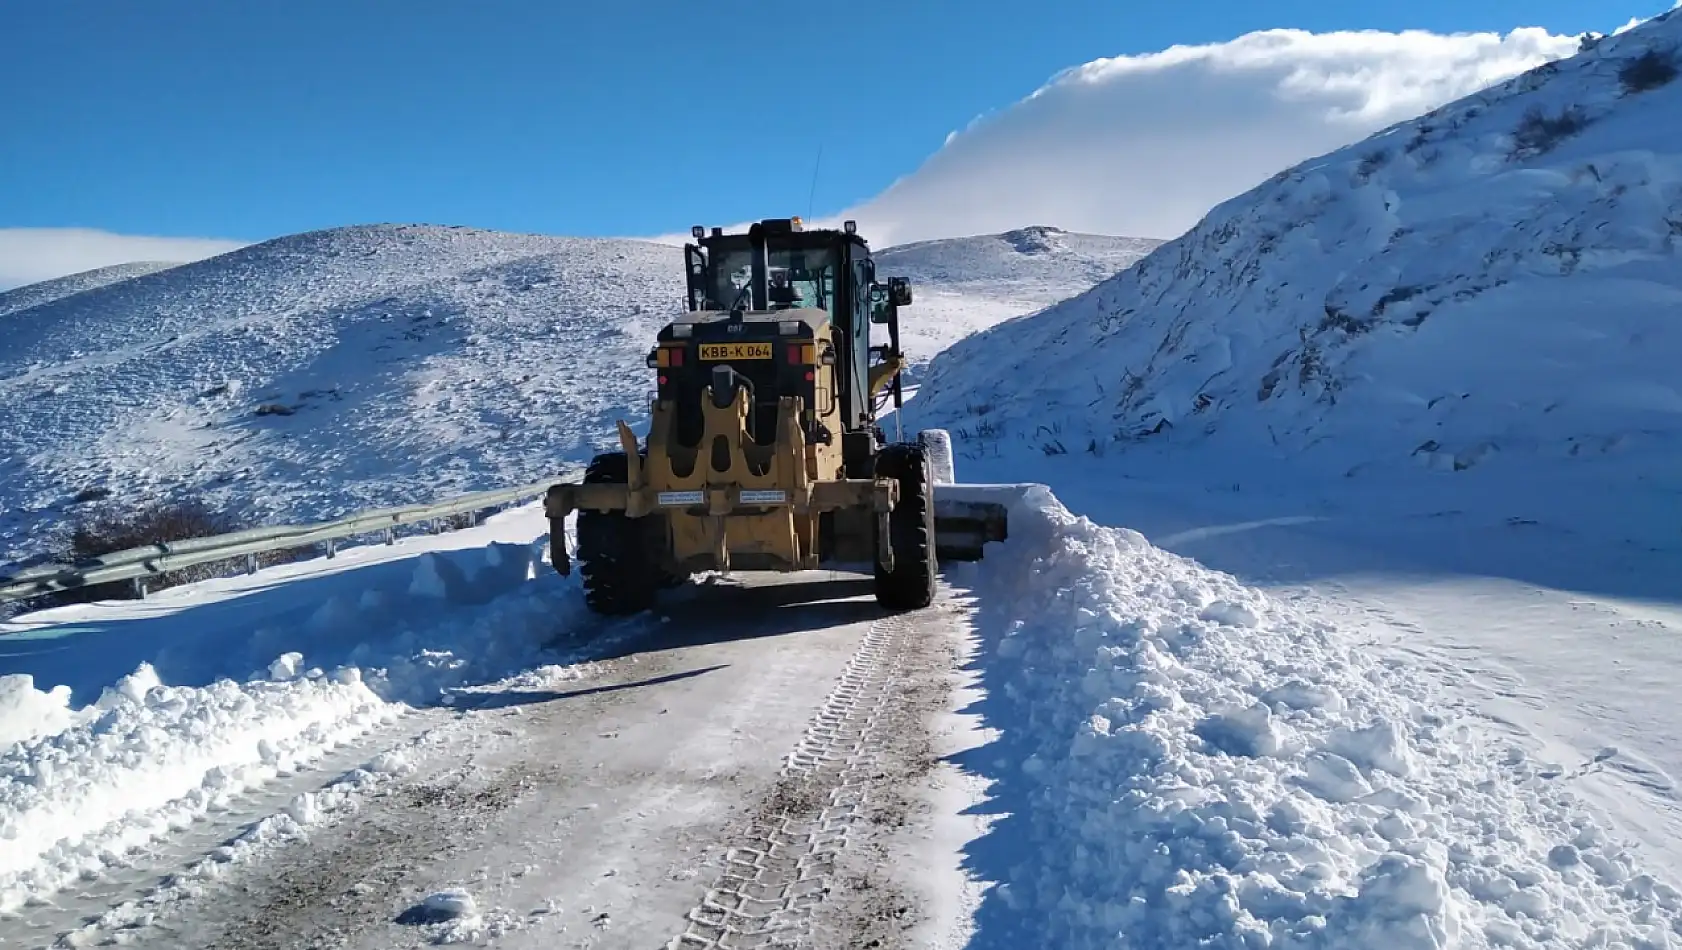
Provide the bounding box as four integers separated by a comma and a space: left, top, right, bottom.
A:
650, 217, 911, 451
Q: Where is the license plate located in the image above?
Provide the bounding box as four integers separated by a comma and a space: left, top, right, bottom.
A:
699, 342, 772, 361
657, 490, 705, 506
739, 489, 787, 504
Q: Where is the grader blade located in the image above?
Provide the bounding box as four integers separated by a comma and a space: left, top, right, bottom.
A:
932, 495, 1009, 562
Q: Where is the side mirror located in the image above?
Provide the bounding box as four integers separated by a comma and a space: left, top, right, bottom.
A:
868, 283, 891, 323
889, 276, 912, 307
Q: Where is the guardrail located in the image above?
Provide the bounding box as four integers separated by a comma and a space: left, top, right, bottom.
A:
0, 478, 562, 606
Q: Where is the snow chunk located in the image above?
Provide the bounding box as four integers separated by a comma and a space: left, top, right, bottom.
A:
1199, 599, 1260, 627
1333, 852, 1461, 950
400, 887, 480, 925
0, 675, 81, 748
1328, 719, 1417, 777
1195, 703, 1283, 758
395, 887, 524, 944
268, 652, 305, 681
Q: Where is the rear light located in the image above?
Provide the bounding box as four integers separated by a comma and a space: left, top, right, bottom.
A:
786, 343, 816, 364
670, 346, 684, 366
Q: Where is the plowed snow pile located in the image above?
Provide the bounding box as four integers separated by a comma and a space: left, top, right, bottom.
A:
912, 11, 1682, 479
959, 487, 1682, 949
0, 510, 602, 917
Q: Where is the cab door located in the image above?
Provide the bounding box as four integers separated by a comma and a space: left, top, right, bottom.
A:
841, 254, 868, 426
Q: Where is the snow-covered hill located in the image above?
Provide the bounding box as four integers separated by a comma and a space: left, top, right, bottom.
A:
910, 12, 1682, 483
876, 227, 1161, 369
0, 261, 182, 318
0, 224, 686, 568
0, 222, 1145, 568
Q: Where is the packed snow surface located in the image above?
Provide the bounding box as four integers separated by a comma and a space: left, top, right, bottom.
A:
912, 11, 1682, 482
952, 485, 1682, 949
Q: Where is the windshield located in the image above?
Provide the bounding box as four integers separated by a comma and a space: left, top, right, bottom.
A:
767, 248, 836, 310
706, 243, 838, 312
710, 247, 754, 310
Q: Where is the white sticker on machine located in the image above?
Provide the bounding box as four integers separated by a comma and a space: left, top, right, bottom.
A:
738, 490, 787, 504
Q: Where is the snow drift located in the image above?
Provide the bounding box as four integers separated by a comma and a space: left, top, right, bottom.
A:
910, 11, 1682, 483
954, 486, 1682, 949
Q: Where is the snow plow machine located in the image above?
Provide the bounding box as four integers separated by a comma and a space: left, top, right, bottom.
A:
544, 216, 1008, 615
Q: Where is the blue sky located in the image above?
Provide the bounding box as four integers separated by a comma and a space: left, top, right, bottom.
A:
0, 0, 1657, 246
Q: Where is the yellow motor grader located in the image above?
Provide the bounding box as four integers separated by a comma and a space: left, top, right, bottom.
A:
543, 217, 1005, 614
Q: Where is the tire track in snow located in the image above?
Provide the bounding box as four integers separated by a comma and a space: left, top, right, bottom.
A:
667, 605, 923, 949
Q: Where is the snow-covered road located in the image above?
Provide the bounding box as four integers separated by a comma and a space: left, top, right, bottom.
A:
113, 574, 971, 950
0, 507, 979, 949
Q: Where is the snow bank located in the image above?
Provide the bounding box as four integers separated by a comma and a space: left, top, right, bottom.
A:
961, 486, 1682, 948
0, 664, 395, 913
0, 519, 607, 915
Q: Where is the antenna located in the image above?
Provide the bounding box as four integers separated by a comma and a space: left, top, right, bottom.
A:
806, 143, 824, 220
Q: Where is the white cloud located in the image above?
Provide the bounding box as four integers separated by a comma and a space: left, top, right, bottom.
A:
0, 228, 248, 289
829, 26, 1582, 246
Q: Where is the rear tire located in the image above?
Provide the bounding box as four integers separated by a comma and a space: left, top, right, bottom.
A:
873, 442, 937, 611
576, 451, 659, 616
